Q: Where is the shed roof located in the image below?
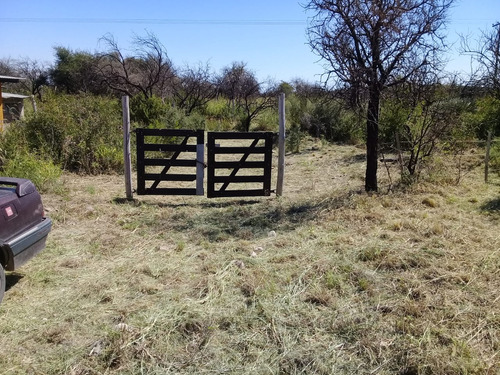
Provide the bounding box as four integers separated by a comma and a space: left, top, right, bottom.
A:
0, 75, 25, 83
2, 93, 29, 99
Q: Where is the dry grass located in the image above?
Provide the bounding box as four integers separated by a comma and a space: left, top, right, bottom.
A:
0, 140, 499, 374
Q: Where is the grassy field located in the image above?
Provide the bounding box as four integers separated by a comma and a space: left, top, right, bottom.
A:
0, 140, 499, 374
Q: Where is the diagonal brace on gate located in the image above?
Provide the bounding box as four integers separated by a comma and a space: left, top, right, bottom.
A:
136, 128, 204, 196
219, 138, 260, 192
150, 136, 190, 190
207, 132, 273, 198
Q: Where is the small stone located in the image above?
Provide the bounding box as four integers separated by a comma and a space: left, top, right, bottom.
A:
250, 251, 257, 258
89, 340, 104, 356
254, 246, 264, 252
115, 323, 132, 332
85, 205, 95, 216
268, 230, 277, 238
234, 260, 245, 269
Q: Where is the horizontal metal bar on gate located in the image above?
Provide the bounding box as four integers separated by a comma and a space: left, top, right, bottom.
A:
143, 173, 197, 181
141, 188, 198, 195
212, 175, 266, 183
143, 144, 197, 152
143, 158, 197, 167
208, 132, 273, 140
212, 161, 266, 169
210, 146, 268, 154
208, 189, 270, 198
137, 128, 203, 137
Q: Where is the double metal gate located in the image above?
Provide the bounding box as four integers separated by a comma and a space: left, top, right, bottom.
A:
136, 129, 273, 198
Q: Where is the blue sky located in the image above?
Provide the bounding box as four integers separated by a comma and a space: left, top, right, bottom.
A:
1, 0, 499, 83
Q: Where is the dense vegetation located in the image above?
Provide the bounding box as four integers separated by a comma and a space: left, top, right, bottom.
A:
0, 21, 499, 187
1, 48, 499, 191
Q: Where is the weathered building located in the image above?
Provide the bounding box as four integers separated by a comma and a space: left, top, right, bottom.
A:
0, 75, 26, 131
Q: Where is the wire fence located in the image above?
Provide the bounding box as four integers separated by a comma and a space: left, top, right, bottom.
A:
378, 132, 499, 184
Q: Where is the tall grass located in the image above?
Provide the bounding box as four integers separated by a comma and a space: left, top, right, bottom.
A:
0, 142, 498, 374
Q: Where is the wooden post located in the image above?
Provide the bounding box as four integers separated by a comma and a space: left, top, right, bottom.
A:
485, 130, 492, 183
122, 96, 133, 200
395, 132, 405, 175
277, 93, 286, 196
0, 82, 4, 132
30, 95, 38, 113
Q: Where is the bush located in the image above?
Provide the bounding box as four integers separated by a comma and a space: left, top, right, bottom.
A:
300, 100, 362, 143
0, 122, 29, 168
130, 95, 170, 128
131, 94, 206, 130
252, 107, 278, 132
1, 152, 62, 193
490, 140, 500, 175
379, 100, 410, 147
286, 122, 303, 153
19, 92, 123, 174
205, 98, 231, 120
462, 96, 500, 139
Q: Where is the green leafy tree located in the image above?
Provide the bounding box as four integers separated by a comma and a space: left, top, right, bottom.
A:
50, 47, 105, 94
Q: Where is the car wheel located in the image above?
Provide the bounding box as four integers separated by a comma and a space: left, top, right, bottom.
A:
0, 264, 5, 305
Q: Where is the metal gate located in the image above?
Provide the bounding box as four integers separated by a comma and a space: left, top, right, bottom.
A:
136, 128, 204, 195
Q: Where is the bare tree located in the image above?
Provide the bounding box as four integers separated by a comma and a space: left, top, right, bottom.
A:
173, 62, 217, 115
217, 62, 276, 131
394, 71, 464, 177
0, 58, 17, 76
15, 58, 49, 99
98, 32, 176, 99
239, 82, 277, 132
461, 22, 500, 98
218, 62, 258, 108
306, 0, 453, 192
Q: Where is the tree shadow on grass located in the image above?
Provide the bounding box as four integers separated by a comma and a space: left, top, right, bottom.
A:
112, 189, 360, 242
113, 196, 262, 209
113, 197, 142, 206
167, 191, 358, 242
480, 198, 500, 213
340, 153, 366, 164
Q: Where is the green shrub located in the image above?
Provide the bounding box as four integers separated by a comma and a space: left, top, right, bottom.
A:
287, 122, 303, 153
490, 140, 500, 175
300, 101, 362, 143
131, 94, 206, 130
205, 118, 233, 131
379, 100, 410, 147
205, 98, 231, 120
462, 96, 500, 139
20, 92, 123, 174
0, 123, 29, 168
2, 152, 62, 193
252, 107, 278, 132
130, 95, 170, 128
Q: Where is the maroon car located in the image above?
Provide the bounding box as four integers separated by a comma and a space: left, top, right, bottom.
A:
0, 177, 52, 304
